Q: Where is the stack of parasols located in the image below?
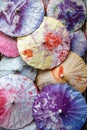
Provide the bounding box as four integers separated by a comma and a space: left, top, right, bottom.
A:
0, 0, 87, 130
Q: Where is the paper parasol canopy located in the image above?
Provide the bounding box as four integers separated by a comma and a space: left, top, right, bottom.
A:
33, 83, 87, 130
17, 17, 70, 70
47, 0, 86, 32
36, 52, 87, 92
0, 56, 37, 81
0, 0, 44, 37
0, 74, 38, 129
18, 122, 37, 130
70, 30, 87, 56
0, 32, 19, 57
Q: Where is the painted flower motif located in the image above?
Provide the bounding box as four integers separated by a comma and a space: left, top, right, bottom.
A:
58, 50, 69, 62
43, 32, 62, 51
52, 49, 69, 66
36, 116, 66, 130
57, 0, 86, 31
22, 49, 33, 58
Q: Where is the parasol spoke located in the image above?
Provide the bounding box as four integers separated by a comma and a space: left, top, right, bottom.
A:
67, 113, 86, 123
13, 105, 23, 128
67, 110, 87, 117
6, 106, 13, 129
0, 108, 11, 127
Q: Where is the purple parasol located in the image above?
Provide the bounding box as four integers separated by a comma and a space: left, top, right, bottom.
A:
47, 0, 86, 32
0, 32, 19, 57
70, 30, 87, 56
33, 83, 87, 130
0, 0, 44, 37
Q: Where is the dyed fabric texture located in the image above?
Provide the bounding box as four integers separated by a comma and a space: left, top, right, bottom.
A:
0, 32, 19, 57
47, 0, 86, 32
0, 74, 38, 129
0, 0, 44, 37
33, 83, 87, 130
18, 17, 70, 70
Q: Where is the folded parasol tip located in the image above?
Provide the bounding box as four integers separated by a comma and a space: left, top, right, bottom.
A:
58, 109, 62, 114
60, 74, 64, 78
10, 97, 15, 104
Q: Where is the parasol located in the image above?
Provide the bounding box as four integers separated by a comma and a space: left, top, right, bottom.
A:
33, 83, 87, 130
70, 30, 87, 56
47, 0, 86, 32
0, 74, 38, 129
17, 17, 70, 70
0, 56, 37, 81
0, 32, 19, 57
0, 0, 44, 37
36, 52, 87, 92
18, 121, 37, 130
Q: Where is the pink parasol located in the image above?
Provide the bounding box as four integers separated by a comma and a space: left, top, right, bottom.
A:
0, 74, 38, 129
0, 32, 19, 57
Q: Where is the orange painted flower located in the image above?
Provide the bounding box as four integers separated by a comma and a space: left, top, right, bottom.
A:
52, 66, 64, 80
77, 76, 82, 82
44, 32, 62, 51
58, 66, 64, 77
22, 49, 33, 58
